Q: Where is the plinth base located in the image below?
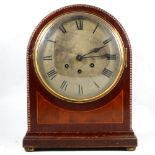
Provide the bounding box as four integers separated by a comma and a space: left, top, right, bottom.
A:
23, 131, 137, 151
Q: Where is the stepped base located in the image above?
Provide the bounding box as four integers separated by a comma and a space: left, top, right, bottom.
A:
23, 131, 137, 151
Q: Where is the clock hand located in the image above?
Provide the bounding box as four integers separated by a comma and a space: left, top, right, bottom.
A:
82, 37, 113, 57
82, 45, 106, 57
76, 52, 107, 61
76, 53, 113, 61
82, 54, 107, 59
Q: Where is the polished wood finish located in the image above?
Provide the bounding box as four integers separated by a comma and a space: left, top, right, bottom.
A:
23, 4, 137, 150
37, 91, 123, 124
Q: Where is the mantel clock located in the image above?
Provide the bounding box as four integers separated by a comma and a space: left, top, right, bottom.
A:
23, 4, 137, 151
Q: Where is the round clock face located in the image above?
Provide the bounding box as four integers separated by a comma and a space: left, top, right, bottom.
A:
34, 12, 125, 103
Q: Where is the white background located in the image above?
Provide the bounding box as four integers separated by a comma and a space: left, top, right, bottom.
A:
0, 0, 155, 154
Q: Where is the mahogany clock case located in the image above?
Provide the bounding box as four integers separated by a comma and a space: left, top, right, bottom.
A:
23, 4, 137, 150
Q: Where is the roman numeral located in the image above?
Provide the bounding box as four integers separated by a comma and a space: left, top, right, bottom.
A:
78, 84, 83, 95
47, 69, 57, 80
93, 23, 99, 33
75, 19, 83, 30
93, 81, 100, 88
60, 80, 68, 91
103, 37, 113, 45
102, 68, 113, 78
47, 40, 56, 43
43, 56, 52, 60
59, 24, 67, 33
105, 54, 116, 60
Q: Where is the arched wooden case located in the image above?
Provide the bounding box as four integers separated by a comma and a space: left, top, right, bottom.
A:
23, 4, 137, 150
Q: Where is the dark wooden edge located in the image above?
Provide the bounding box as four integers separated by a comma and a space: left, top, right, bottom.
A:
23, 130, 137, 149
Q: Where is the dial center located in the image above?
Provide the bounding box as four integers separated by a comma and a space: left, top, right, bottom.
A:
76, 54, 83, 61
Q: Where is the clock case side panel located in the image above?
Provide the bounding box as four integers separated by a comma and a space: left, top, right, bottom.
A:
23, 4, 137, 150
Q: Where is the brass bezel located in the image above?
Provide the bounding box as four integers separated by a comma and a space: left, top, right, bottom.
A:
33, 11, 126, 104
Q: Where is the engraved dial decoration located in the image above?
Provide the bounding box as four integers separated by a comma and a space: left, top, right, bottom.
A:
34, 12, 125, 103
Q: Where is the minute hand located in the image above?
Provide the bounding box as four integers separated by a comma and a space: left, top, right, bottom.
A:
82, 37, 113, 57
